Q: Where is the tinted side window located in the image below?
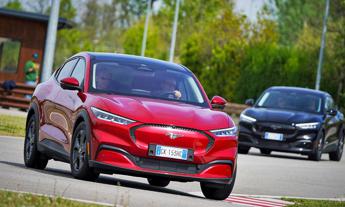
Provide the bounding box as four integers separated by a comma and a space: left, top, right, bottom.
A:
325, 97, 334, 111
57, 58, 78, 82
71, 58, 86, 86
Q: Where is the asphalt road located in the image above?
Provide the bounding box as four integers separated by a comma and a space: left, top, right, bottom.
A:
0, 136, 344, 207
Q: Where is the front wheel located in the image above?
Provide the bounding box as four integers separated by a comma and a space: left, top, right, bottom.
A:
200, 167, 236, 200
260, 149, 271, 155
238, 146, 250, 154
24, 115, 48, 169
70, 122, 99, 181
147, 177, 170, 187
329, 129, 344, 161
308, 132, 324, 161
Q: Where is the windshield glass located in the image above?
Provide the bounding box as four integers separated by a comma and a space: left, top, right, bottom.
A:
256, 90, 323, 114
90, 61, 206, 106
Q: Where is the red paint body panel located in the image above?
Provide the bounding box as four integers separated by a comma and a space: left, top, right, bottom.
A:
31, 52, 238, 184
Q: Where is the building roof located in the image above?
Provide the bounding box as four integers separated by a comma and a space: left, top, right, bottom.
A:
0, 8, 73, 29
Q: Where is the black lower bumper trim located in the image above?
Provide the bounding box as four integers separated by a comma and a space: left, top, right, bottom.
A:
89, 160, 232, 184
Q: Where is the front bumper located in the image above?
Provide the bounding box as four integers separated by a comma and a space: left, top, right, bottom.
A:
90, 144, 234, 184
239, 121, 319, 154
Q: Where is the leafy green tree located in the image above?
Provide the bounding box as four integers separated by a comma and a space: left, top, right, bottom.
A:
4, 0, 22, 10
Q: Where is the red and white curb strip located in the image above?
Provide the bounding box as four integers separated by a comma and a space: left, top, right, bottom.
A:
225, 196, 293, 207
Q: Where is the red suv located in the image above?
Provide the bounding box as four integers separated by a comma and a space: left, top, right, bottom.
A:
24, 52, 238, 200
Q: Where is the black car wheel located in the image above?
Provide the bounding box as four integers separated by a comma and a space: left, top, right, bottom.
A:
24, 115, 48, 169
71, 122, 99, 181
200, 167, 236, 200
238, 146, 250, 154
308, 132, 324, 161
147, 177, 170, 187
329, 128, 344, 161
260, 149, 271, 155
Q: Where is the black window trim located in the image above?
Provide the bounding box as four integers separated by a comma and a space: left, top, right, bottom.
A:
70, 57, 86, 89
55, 57, 80, 82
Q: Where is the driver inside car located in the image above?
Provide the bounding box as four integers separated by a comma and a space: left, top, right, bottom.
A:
156, 77, 182, 99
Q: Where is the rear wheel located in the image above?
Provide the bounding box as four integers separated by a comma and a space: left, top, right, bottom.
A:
308, 132, 324, 161
147, 177, 170, 187
238, 146, 250, 154
70, 122, 99, 181
200, 167, 236, 200
24, 115, 48, 169
329, 129, 344, 161
260, 149, 271, 155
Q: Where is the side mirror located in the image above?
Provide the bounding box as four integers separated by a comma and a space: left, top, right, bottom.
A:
327, 108, 337, 116
60, 77, 81, 91
245, 98, 255, 106
211, 96, 227, 110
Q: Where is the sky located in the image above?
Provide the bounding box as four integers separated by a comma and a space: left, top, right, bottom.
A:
233, 0, 269, 21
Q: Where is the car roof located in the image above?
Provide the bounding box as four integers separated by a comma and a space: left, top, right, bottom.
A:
267, 86, 330, 98
75, 52, 191, 73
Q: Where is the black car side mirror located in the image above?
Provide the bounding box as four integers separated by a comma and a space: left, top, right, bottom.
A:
245, 99, 254, 106
327, 108, 337, 116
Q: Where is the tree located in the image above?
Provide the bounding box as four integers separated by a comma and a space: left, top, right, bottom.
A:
4, 0, 22, 10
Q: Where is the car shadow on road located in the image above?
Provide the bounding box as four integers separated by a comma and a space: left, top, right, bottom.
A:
0, 160, 204, 199
246, 151, 328, 161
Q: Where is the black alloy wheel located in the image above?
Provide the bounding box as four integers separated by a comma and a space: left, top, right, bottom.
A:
24, 115, 48, 169
70, 122, 99, 181
329, 129, 344, 161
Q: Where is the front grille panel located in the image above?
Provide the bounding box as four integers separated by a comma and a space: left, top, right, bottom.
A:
129, 124, 214, 152
254, 122, 296, 135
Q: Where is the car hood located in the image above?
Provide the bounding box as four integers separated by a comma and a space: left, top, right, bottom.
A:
244, 107, 323, 124
92, 94, 232, 130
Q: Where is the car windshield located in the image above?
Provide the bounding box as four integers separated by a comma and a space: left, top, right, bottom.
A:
256, 90, 323, 114
90, 61, 206, 106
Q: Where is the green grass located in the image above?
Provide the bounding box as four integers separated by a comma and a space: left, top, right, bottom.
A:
0, 114, 26, 137
0, 190, 106, 207
284, 198, 345, 207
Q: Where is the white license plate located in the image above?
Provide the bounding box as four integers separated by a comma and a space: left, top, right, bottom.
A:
155, 145, 188, 160
264, 132, 283, 141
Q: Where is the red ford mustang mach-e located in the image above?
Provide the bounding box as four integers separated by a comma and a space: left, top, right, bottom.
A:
24, 52, 237, 200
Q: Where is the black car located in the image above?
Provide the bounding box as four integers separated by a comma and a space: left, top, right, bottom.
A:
238, 86, 344, 161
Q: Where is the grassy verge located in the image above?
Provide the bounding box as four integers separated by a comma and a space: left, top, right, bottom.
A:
0, 190, 106, 207
284, 198, 345, 207
0, 114, 26, 137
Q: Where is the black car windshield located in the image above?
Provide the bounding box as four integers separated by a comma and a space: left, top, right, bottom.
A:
90, 61, 207, 106
256, 90, 323, 114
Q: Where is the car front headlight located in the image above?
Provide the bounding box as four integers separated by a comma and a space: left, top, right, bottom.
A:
240, 113, 256, 123
91, 107, 135, 125
210, 126, 238, 137
295, 122, 320, 129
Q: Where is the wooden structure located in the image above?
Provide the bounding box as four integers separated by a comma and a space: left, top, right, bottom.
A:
0, 8, 71, 110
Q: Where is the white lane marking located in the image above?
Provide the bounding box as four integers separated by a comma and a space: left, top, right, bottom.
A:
0, 135, 23, 140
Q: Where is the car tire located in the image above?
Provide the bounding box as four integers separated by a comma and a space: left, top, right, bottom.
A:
260, 149, 271, 155
308, 132, 324, 161
147, 177, 170, 187
200, 167, 236, 200
70, 122, 99, 181
24, 114, 48, 170
329, 128, 344, 161
238, 146, 250, 154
